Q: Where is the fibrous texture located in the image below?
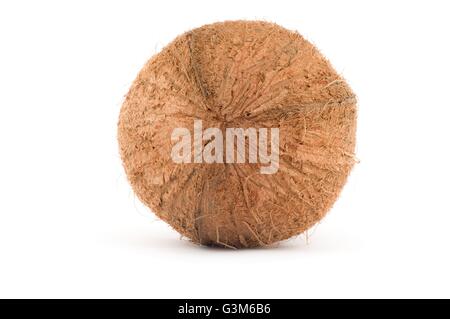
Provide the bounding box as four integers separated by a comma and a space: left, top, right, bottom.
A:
118, 21, 357, 248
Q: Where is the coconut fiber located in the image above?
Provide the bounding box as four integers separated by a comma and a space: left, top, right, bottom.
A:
118, 21, 357, 248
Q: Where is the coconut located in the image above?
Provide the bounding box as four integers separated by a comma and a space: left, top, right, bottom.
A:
118, 21, 357, 248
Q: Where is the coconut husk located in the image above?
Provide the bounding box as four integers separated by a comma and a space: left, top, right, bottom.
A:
118, 20, 357, 248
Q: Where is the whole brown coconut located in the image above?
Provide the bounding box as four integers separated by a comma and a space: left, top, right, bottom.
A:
118, 21, 357, 248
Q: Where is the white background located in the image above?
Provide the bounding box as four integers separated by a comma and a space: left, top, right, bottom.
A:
0, 0, 449, 298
